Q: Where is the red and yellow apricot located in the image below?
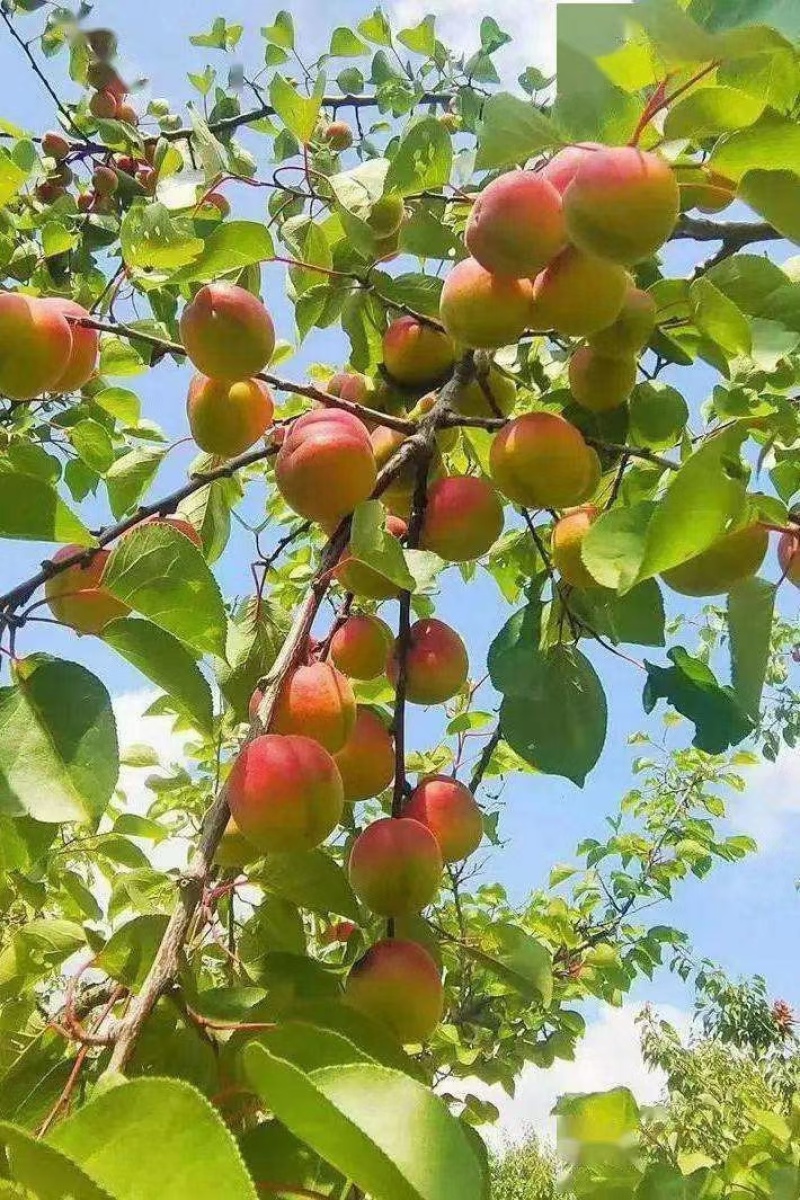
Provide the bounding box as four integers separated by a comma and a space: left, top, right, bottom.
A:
779, 530, 800, 587
563, 147, 680, 265
439, 257, 533, 349
187, 375, 274, 458
465, 170, 566, 278
89, 89, 118, 119
404, 775, 483, 863
382, 316, 455, 387
589, 287, 657, 357
227, 733, 344, 853
568, 346, 636, 413
0, 294, 72, 400
335, 513, 408, 600
541, 142, 603, 193
349, 817, 442, 916
44, 299, 99, 393
528, 247, 628, 337
388, 618, 469, 705
180, 283, 275, 380
551, 506, 601, 589
330, 614, 393, 680
661, 524, 769, 597
344, 938, 443, 1043
45, 546, 129, 635
324, 121, 353, 152
334, 706, 395, 802
270, 661, 356, 754
420, 475, 504, 562
42, 130, 70, 160
490, 412, 594, 509
276, 409, 377, 527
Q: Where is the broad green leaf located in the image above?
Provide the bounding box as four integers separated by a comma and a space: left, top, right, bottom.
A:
0, 1030, 74, 1127
711, 112, 800, 180
570, 580, 666, 648
358, 10, 392, 44
106, 448, 165, 518
95, 914, 170, 990
581, 502, 656, 593
556, 1087, 639, 1147
190, 16, 242, 50
397, 16, 436, 56
350, 500, 415, 590
245, 1047, 484, 1200
728, 577, 776, 720
690, 277, 752, 356
738, 169, 800, 242
217, 596, 289, 720
244, 1021, 376, 1073
240, 1122, 344, 1200
121, 202, 204, 271
50, 1078, 258, 1200
0, 1122, 112, 1200
385, 117, 453, 195
663, 85, 764, 139
102, 618, 214, 733
0, 656, 118, 824
170, 220, 275, 284
255, 851, 360, 922
187, 109, 226, 181
463, 923, 553, 1005
628, 383, 689, 450
330, 28, 369, 56
500, 646, 607, 785
329, 159, 390, 219
0, 141, 35, 208
487, 603, 543, 697
270, 73, 326, 143
0, 920, 85, 1002
69, 420, 115, 475
104, 524, 228, 658
0, 473, 92, 544
643, 647, 753, 753
476, 92, 560, 169
263, 10, 295, 49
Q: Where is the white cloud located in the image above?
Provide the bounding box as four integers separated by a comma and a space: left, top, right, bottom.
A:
728, 748, 800, 853
451, 1002, 690, 1148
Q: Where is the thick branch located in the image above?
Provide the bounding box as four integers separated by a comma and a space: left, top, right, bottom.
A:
673, 214, 778, 246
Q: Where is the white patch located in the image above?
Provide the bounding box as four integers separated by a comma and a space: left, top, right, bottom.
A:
728, 748, 800, 852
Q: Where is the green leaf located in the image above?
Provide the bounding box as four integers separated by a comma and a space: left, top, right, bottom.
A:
121, 202, 204, 272
556, 1086, 639, 1147
105, 448, 165, 519
170, 220, 275, 285
475, 93, 559, 170
663, 85, 764, 139
463, 923, 553, 1005
103, 524, 228, 659
69, 420, 115, 475
570, 580, 666, 647
270, 73, 326, 143
50, 1078, 258, 1200
643, 647, 753, 753
500, 646, 607, 785
711, 112, 800, 181
582, 502, 657, 592
0, 141, 34, 209
102, 618, 214, 734
95, 914, 169, 990
0, 473, 92, 544
190, 17, 243, 50
385, 117, 453, 196
217, 596, 289, 720
350, 500, 415, 590
738, 169, 800, 242
262, 11, 295, 50
329, 158, 390, 219
330, 28, 369, 56
245, 1047, 484, 1200
0, 656, 118, 824
690, 277, 752, 356
628, 383, 689, 450
240, 1122, 344, 1200
397, 16, 436, 56
487, 603, 543, 697
728, 577, 776, 721
0, 1121, 112, 1199
0, 920, 85, 1002
358, 10, 392, 44
256, 851, 360, 922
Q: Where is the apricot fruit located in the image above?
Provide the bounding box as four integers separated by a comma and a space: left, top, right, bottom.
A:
349, 817, 442, 917
490, 412, 594, 509
227, 733, 344, 853
92, 165, 118, 196
45, 545, 129, 635
404, 774, 483, 863
465, 170, 566, 278
335, 513, 408, 600
779, 530, 800, 587
116, 103, 138, 126
541, 142, 603, 193
334, 706, 395, 802
326, 371, 373, 406
528, 246, 628, 337
0, 294, 72, 401
552, 506, 601, 589
271, 661, 356, 754
330, 614, 393, 679
321, 920, 357, 945
420, 475, 504, 562
382, 316, 455, 387
42, 131, 70, 161
214, 817, 260, 868
388, 618, 469, 705
589, 287, 657, 357
661, 524, 768, 597
440, 257, 533, 349
180, 283, 275, 380
44, 299, 99, 393
187, 374, 274, 458
563, 147, 680, 265
324, 121, 354, 152
344, 938, 443, 1043
89, 90, 118, 119
367, 194, 405, 237
276, 408, 377, 527
568, 346, 636, 413
454, 365, 516, 418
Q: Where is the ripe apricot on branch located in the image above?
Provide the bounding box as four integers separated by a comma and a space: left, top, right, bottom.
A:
367, 193, 405, 237
0, 294, 72, 401
420, 475, 504, 562
345, 938, 443, 1043
528, 247, 628, 337
276, 409, 377, 527
334, 706, 395, 802
568, 346, 636, 413
563, 147, 680, 265
89, 89, 118, 119
490, 412, 594, 509
440, 257, 533, 349
45, 546, 129, 635
187, 375, 274, 458
465, 170, 567, 278
324, 121, 353, 151
552, 506, 602, 589
44, 299, 99, 393
330, 614, 393, 680
382, 316, 455, 386
180, 283, 275, 380
589, 287, 657, 357
349, 817, 442, 917
405, 775, 483, 863
661, 524, 769, 597
42, 130, 70, 160
335, 513, 408, 600
541, 142, 604, 193
779, 530, 800, 587
271, 661, 356, 754
388, 617, 469, 705
227, 733, 344, 853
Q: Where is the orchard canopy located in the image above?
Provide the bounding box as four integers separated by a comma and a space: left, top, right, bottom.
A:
0, 0, 799, 1196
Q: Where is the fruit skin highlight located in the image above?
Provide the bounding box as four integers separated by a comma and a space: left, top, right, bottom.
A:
440, 257, 533, 349
0, 294, 72, 400
344, 938, 443, 1043
779, 530, 800, 587
330, 614, 393, 680
335, 513, 407, 600
465, 170, 567, 278
276, 409, 377, 527
187, 375, 274, 457
388, 618, 469, 705
661, 525, 769, 597
552, 506, 601, 589
404, 775, 483, 863
227, 733, 344, 853
271, 661, 356, 754
45, 546, 129, 635
528, 247, 628, 337
490, 412, 594, 509
382, 316, 455, 387
420, 475, 504, 562
568, 346, 636, 413
180, 282, 275, 379
334, 706, 395, 802
349, 816, 442, 917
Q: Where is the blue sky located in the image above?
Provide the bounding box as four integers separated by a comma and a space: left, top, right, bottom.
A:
2, 0, 799, 1121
